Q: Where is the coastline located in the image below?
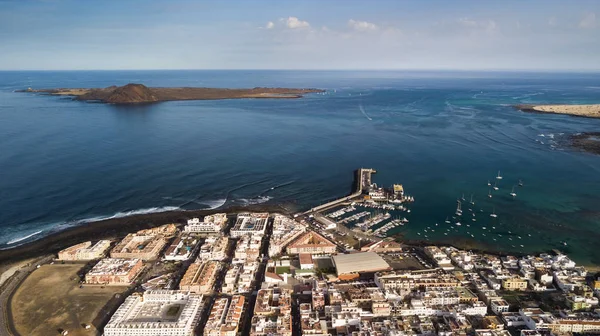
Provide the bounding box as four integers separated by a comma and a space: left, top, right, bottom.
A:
516, 103, 600, 119
0, 203, 289, 265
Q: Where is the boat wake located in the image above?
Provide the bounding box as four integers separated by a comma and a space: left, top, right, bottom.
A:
262, 180, 295, 194
359, 105, 373, 121
6, 230, 44, 245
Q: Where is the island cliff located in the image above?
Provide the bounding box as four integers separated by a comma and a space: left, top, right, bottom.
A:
20, 83, 324, 104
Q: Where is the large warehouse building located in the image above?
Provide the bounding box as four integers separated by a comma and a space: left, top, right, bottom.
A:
332, 252, 392, 280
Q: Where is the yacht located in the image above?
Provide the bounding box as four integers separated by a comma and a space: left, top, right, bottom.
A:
496, 171, 503, 180
456, 201, 463, 216
455, 222, 462, 226
510, 186, 517, 197
490, 208, 498, 218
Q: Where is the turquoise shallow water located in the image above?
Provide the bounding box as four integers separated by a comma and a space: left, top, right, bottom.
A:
1, 70, 600, 265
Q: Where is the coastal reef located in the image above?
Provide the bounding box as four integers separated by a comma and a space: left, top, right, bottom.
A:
19, 83, 324, 104
570, 132, 600, 155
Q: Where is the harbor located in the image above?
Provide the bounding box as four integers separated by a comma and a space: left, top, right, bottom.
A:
307, 168, 416, 240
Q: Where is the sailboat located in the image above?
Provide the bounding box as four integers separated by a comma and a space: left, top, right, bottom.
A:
445, 217, 451, 224
496, 171, 503, 180
487, 180, 491, 186
490, 207, 498, 218
493, 182, 499, 191
518, 179, 523, 187
488, 190, 492, 198
510, 186, 517, 198
470, 194, 475, 205
456, 201, 463, 216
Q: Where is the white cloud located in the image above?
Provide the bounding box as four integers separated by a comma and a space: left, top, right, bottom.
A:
266, 21, 274, 29
348, 19, 378, 31
283, 16, 310, 29
579, 12, 596, 28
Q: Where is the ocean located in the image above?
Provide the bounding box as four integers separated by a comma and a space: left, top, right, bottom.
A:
1, 70, 600, 265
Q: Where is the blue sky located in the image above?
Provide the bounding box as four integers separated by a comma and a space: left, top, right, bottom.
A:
0, 0, 599, 70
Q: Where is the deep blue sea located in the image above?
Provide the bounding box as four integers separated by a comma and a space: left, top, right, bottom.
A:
1, 70, 600, 265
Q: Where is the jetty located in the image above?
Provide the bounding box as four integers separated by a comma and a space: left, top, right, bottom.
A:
304, 168, 376, 215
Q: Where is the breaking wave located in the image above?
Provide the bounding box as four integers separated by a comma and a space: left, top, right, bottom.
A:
6, 230, 44, 245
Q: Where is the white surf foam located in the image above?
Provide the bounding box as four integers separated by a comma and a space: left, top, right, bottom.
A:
201, 199, 227, 210
238, 196, 273, 206
6, 230, 44, 245
83, 206, 182, 223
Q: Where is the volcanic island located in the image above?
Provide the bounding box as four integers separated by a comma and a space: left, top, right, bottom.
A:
19, 83, 325, 104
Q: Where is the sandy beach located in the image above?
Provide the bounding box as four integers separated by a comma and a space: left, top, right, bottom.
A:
518, 104, 600, 118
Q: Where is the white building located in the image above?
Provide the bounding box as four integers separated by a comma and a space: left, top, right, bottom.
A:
104, 290, 203, 336
184, 213, 228, 233
490, 299, 510, 314
230, 212, 269, 238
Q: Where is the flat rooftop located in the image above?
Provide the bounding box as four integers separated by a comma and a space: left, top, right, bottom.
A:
332, 252, 391, 275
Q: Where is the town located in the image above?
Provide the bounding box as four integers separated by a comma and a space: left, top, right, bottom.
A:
2, 169, 600, 336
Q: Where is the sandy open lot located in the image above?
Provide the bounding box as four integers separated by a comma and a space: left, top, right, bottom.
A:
10, 264, 127, 336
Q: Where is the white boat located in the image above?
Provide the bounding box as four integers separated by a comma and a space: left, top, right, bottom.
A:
445, 217, 451, 224
510, 186, 517, 197
488, 190, 492, 198
563, 242, 567, 246
461, 193, 466, 201
456, 201, 463, 216
470, 194, 475, 205
472, 218, 476, 221
496, 170, 503, 180
518, 179, 523, 187
455, 222, 462, 226
493, 182, 499, 191
490, 207, 498, 218
487, 180, 491, 186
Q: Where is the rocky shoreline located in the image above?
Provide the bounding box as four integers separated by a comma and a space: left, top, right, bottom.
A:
18, 83, 325, 104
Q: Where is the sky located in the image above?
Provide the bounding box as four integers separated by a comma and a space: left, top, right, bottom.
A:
0, 0, 599, 71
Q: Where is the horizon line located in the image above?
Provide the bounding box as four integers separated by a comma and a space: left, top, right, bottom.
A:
1, 68, 600, 73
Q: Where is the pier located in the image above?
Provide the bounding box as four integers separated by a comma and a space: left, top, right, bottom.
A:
304, 168, 376, 215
